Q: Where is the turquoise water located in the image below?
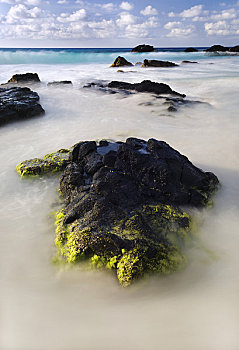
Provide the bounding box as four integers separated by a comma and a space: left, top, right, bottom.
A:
0, 47, 215, 65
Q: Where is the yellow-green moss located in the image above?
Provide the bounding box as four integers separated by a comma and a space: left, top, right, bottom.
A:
16, 149, 70, 177
54, 203, 191, 287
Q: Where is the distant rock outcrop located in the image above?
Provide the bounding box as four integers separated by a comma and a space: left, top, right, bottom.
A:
229, 45, 239, 52
131, 44, 155, 52
184, 47, 198, 52
205, 45, 229, 52
110, 56, 133, 67
142, 59, 178, 68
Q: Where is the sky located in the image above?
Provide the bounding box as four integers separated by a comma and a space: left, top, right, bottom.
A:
0, 0, 239, 47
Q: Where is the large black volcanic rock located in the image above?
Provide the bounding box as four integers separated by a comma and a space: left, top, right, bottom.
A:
0, 87, 45, 126
107, 80, 186, 97
131, 44, 155, 52
205, 45, 229, 52
55, 138, 219, 286
8, 73, 40, 83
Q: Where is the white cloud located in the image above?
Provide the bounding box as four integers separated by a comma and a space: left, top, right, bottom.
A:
180, 5, 203, 18
120, 2, 133, 11
57, 9, 86, 22
168, 12, 175, 17
210, 8, 237, 20
205, 19, 239, 35
140, 5, 158, 16
99, 3, 116, 12
0, 0, 41, 3
164, 21, 181, 30
164, 21, 195, 37
57, 0, 68, 4
116, 12, 136, 27
5, 4, 44, 24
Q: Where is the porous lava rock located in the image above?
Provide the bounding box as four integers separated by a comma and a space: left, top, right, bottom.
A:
8, 73, 40, 83
54, 138, 219, 286
0, 87, 45, 126
107, 80, 186, 97
184, 47, 198, 52
110, 56, 133, 67
142, 59, 178, 67
131, 44, 155, 52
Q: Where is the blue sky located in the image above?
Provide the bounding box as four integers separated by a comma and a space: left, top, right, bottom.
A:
0, 0, 238, 47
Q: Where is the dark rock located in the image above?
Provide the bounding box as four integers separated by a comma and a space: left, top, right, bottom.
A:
181, 60, 198, 64
47, 81, 72, 86
107, 80, 186, 97
131, 44, 155, 52
168, 105, 177, 112
184, 47, 198, 52
54, 138, 219, 286
8, 73, 40, 83
0, 87, 45, 126
205, 45, 229, 52
142, 59, 178, 68
229, 45, 239, 52
135, 62, 143, 66
110, 56, 133, 67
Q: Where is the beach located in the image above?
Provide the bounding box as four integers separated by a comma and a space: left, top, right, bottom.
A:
0, 48, 239, 350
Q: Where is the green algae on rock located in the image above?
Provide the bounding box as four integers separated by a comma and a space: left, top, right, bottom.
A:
54, 204, 189, 286
53, 138, 219, 286
16, 137, 219, 286
16, 149, 70, 177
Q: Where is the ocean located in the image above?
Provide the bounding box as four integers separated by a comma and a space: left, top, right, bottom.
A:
0, 47, 239, 350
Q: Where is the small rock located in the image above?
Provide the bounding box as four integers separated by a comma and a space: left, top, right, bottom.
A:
131, 44, 155, 52
181, 60, 198, 64
47, 81, 72, 86
141, 59, 178, 68
184, 47, 198, 52
110, 56, 133, 67
8, 73, 40, 83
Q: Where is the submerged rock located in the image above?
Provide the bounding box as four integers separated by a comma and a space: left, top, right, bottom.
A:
16, 149, 70, 176
8, 73, 40, 83
181, 60, 198, 64
0, 87, 45, 126
142, 59, 178, 68
47, 81, 72, 86
131, 44, 155, 52
107, 80, 186, 97
110, 56, 133, 67
184, 47, 198, 52
54, 138, 219, 286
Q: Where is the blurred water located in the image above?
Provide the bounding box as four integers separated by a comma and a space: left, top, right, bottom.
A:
0, 54, 239, 350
